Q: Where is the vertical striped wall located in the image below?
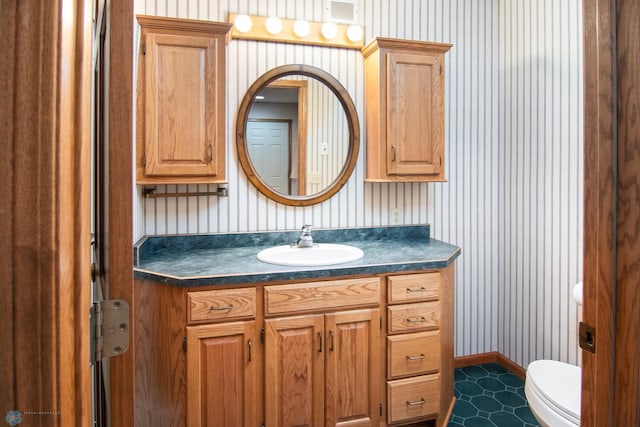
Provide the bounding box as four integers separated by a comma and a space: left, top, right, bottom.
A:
132, 0, 583, 369
498, 0, 584, 368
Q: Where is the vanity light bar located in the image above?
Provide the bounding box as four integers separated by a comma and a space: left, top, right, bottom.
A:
228, 13, 364, 49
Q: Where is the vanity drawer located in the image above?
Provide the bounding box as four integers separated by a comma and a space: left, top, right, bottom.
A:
388, 301, 440, 333
387, 272, 440, 304
387, 331, 441, 379
187, 288, 256, 323
387, 374, 441, 424
265, 277, 380, 316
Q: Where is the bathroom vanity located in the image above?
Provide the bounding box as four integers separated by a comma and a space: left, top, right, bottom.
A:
133, 226, 460, 427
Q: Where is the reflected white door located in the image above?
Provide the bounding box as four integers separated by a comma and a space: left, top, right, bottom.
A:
247, 120, 290, 194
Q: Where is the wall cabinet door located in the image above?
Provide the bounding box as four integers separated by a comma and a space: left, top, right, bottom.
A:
186, 321, 259, 427
265, 314, 325, 427
136, 16, 231, 184
386, 52, 443, 176
325, 309, 381, 427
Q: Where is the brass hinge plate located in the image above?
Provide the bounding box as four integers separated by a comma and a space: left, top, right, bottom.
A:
90, 299, 130, 363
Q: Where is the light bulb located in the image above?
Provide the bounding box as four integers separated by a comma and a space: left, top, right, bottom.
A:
346, 25, 363, 42
293, 20, 310, 37
234, 14, 252, 33
265, 16, 282, 35
321, 22, 338, 40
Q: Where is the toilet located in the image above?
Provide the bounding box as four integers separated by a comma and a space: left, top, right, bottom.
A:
525, 359, 581, 426
525, 282, 582, 427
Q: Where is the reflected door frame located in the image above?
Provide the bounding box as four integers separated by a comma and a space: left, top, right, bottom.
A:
267, 79, 308, 195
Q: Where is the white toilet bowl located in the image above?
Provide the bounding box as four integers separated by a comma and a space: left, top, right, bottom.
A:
525, 359, 581, 427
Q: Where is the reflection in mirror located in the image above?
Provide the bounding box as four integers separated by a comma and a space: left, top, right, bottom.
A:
236, 64, 359, 207
247, 77, 349, 197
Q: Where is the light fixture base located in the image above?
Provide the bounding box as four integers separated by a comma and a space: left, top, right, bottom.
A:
228, 13, 364, 49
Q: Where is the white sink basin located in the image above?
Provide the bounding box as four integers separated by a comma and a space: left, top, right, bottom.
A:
257, 243, 364, 267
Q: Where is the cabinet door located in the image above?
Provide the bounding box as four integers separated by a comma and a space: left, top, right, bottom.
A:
186, 321, 258, 427
325, 309, 381, 427
144, 33, 221, 177
386, 52, 443, 176
265, 315, 325, 427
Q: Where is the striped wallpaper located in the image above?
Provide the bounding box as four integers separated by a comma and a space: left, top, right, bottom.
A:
132, 0, 584, 369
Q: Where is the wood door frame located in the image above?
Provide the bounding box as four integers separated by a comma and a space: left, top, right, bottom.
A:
107, 0, 135, 426
0, 0, 93, 425
582, 0, 640, 425
267, 79, 308, 195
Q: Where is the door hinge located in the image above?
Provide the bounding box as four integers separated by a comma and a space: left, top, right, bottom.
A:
260, 328, 265, 344
90, 299, 130, 363
380, 403, 383, 416
183, 336, 187, 353
142, 153, 146, 167
142, 42, 146, 55
579, 321, 596, 354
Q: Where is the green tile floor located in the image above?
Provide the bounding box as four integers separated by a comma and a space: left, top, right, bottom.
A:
447, 363, 540, 427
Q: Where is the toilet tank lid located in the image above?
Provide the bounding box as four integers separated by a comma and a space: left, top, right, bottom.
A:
527, 360, 581, 420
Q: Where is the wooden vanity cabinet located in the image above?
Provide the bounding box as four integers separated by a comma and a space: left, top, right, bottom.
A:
384, 270, 455, 426
362, 37, 452, 182
136, 16, 231, 184
134, 265, 455, 427
264, 278, 381, 427
185, 288, 260, 427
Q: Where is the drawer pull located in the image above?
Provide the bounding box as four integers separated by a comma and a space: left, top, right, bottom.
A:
406, 398, 426, 407
406, 353, 426, 361
210, 305, 233, 311
406, 287, 427, 293
406, 316, 426, 323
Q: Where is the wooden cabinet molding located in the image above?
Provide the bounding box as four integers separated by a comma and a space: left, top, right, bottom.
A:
136, 16, 231, 184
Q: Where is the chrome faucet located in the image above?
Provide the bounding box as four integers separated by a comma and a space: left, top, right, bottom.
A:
296, 224, 314, 248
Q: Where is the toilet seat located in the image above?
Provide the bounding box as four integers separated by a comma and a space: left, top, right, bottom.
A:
525, 360, 581, 427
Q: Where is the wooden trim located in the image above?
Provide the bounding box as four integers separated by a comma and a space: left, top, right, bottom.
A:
137, 14, 232, 37
108, 0, 135, 426
454, 352, 527, 380
264, 79, 309, 196
361, 37, 452, 59
613, 0, 640, 424
0, 0, 92, 425
582, 1, 616, 426
236, 64, 360, 206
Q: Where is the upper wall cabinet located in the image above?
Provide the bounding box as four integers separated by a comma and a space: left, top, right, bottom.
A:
362, 38, 452, 182
136, 16, 232, 184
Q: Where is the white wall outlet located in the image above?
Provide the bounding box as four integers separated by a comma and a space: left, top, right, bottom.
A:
309, 172, 321, 184
390, 208, 402, 224
320, 142, 328, 155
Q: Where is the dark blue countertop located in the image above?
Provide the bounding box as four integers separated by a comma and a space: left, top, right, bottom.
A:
133, 225, 461, 287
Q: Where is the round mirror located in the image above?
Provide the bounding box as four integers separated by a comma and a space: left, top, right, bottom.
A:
236, 64, 359, 206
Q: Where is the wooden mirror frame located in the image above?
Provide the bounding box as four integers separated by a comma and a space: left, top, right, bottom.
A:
236, 64, 360, 206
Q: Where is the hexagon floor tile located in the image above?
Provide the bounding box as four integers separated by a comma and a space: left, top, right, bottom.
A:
447, 363, 540, 427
